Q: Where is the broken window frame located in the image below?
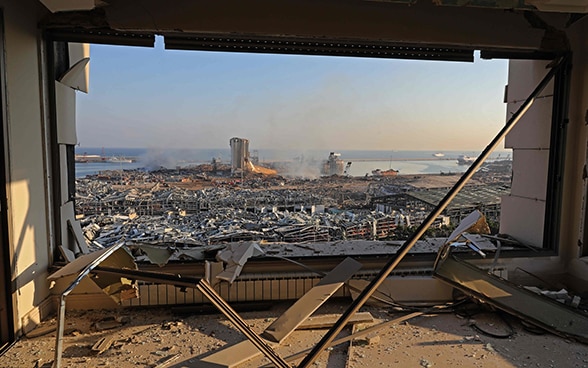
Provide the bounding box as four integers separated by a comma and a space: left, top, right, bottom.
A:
42, 28, 570, 262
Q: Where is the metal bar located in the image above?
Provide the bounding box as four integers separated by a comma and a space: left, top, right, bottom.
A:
92, 266, 290, 368
263, 312, 423, 367
543, 55, 571, 250
53, 241, 125, 368
94, 266, 201, 287
298, 57, 565, 367
196, 280, 290, 368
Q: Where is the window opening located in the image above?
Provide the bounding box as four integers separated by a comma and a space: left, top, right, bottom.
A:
45, 33, 567, 264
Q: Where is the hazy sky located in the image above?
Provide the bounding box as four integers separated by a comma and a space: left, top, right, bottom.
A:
77, 37, 509, 151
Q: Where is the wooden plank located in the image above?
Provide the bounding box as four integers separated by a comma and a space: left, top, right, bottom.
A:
199, 257, 362, 368
199, 340, 268, 368
91, 336, 115, 354
25, 324, 56, 338
298, 312, 373, 330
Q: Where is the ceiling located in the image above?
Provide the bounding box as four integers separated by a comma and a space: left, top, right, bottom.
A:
39, 0, 585, 57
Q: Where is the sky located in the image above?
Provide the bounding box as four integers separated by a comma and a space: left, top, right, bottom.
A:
76, 37, 509, 151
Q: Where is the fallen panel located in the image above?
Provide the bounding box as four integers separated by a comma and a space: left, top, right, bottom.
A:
49, 244, 137, 303
199, 257, 362, 368
298, 312, 373, 330
261, 257, 362, 343
434, 254, 588, 343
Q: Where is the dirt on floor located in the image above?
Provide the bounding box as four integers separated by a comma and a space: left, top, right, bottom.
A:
2, 298, 588, 368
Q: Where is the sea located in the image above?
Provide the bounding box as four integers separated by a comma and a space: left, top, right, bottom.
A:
75, 147, 511, 178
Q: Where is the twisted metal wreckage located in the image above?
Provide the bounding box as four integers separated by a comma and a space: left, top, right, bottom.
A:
48, 57, 588, 368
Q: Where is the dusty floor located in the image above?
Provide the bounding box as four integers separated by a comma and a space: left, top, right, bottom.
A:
2, 299, 588, 368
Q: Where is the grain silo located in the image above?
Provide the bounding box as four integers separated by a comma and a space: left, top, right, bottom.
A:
230, 137, 250, 174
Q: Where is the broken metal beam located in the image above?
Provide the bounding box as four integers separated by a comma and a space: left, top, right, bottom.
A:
433, 254, 588, 343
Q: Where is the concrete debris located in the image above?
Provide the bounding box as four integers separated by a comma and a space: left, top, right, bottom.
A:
524, 286, 582, 308
215, 242, 264, 283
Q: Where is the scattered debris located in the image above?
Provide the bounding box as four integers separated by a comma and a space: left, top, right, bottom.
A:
216, 242, 264, 283
91, 336, 115, 354
153, 352, 181, 368
434, 245, 588, 343
199, 257, 362, 367
298, 312, 374, 330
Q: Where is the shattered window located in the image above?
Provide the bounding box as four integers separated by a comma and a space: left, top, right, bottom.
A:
71, 39, 551, 264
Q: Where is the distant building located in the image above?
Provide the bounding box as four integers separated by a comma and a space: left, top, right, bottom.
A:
321, 152, 345, 176
229, 137, 250, 174
373, 183, 510, 226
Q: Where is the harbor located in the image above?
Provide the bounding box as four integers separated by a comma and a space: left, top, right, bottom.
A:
75, 145, 507, 178
72, 138, 512, 249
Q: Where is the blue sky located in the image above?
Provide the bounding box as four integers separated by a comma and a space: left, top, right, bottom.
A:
77, 37, 509, 151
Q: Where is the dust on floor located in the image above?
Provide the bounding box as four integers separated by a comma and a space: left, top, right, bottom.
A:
2, 299, 588, 368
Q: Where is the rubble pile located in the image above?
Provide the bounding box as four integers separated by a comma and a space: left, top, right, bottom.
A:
76, 176, 402, 247
80, 207, 403, 247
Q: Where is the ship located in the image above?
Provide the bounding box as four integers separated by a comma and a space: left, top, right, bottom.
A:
106, 156, 135, 163
433, 152, 445, 157
321, 152, 345, 176
457, 155, 476, 165
371, 168, 399, 177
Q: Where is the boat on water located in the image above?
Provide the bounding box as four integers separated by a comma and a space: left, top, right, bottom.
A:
457, 155, 477, 165
433, 152, 445, 157
372, 168, 399, 177
106, 156, 135, 163
74, 153, 103, 163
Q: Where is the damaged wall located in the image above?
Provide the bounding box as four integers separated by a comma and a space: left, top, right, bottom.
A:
1, 0, 55, 336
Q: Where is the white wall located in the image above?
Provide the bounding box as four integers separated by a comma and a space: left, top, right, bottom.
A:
1, 0, 54, 333
500, 59, 553, 247
501, 18, 588, 285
